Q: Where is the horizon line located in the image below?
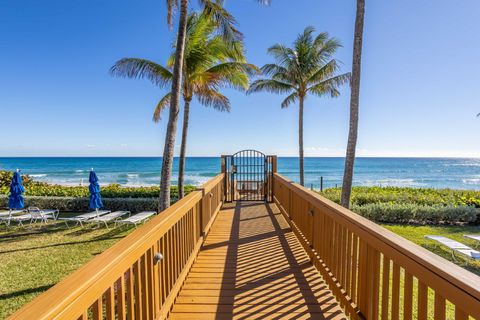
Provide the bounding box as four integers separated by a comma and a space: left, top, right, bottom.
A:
1, 155, 480, 159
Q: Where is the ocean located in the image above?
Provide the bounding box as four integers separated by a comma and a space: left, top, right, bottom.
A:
0, 157, 480, 190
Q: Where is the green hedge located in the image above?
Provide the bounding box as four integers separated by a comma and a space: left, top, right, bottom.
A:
0, 183, 196, 198
0, 195, 159, 213
351, 203, 478, 224
321, 186, 480, 207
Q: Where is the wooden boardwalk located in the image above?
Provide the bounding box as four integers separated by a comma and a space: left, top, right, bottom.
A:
169, 202, 347, 320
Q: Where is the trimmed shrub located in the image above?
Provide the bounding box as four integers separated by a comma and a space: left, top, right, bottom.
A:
0, 195, 159, 213
321, 186, 480, 207
0, 181, 196, 198
351, 203, 478, 224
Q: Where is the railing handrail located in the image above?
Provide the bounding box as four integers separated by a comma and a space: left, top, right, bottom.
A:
11, 173, 224, 320
274, 173, 480, 318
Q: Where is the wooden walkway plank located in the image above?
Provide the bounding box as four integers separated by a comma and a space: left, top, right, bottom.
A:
169, 202, 347, 320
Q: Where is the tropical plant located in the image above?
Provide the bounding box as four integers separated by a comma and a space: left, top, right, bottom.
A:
111, 12, 256, 199
341, 0, 365, 208
156, 0, 270, 211
248, 27, 350, 186
154, 0, 269, 211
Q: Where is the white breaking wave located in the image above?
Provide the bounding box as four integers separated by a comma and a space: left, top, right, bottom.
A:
462, 178, 480, 185
30, 174, 47, 178
359, 178, 426, 187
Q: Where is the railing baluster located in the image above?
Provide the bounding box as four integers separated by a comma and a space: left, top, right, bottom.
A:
134, 260, 143, 320
350, 234, 358, 303
105, 286, 115, 320
152, 242, 160, 317
117, 275, 126, 320
126, 268, 134, 319
434, 293, 446, 320
417, 281, 428, 320
92, 296, 103, 320
391, 262, 400, 320
403, 271, 413, 320
160, 236, 167, 305
381, 256, 390, 320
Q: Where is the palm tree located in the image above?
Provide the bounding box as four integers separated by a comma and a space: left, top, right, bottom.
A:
111, 12, 256, 200
158, 0, 269, 211
248, 27, 350, 186
341, 0, 365, 208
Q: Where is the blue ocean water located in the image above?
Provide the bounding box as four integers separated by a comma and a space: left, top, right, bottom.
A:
0, 157, 480, 190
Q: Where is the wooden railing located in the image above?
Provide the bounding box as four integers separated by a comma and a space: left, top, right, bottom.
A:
274, 173, 480, 320
10, 174, 224, 320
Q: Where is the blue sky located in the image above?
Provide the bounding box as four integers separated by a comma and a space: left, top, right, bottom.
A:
1, 0, 479, 157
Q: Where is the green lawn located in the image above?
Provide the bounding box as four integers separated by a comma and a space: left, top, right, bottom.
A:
382, 224, 480, 276
0, 217, 134, 319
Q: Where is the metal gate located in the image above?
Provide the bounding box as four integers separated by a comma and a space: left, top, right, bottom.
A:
222, 150, 275, 202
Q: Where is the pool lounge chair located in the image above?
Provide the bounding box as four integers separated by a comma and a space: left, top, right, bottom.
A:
464, 235, 480, 243
115, 211, 156, 228
28, 207, 59, 223
58, 210, 111, 227
0, 212, 34, 226
425, 235, 480, 260
87, 211, 130, 229
0, 210, 24, 218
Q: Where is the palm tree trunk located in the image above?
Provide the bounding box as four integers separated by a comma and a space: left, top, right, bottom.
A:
178, 98, 191, 199
159, 0, 189, 212
299, 96, 305, 186
341, 0, 365, 208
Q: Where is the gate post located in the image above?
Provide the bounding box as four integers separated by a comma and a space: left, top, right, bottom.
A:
221, 155, 227, 202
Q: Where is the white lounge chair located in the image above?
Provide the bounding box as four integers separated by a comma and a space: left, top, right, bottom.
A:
87, 211, 130, 229
28, 207, 59, 223
425, 235, 480, 260
0, 212, 34, 226
464, 235, 480, 246
0, 210, 24, 217
0, 210, 24, 223
58, 210, 111, 227
115, 211, 156, 228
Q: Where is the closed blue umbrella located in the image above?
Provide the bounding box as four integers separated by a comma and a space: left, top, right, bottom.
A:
8, 170, 25, 210
88, 170, 103, 210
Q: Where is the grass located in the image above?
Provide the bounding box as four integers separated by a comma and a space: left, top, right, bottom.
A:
382, 223, 480, 276
0, 215, 134, 319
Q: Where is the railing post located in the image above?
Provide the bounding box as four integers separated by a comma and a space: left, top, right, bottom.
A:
269, 155, 277, 202
271, 155, 277, 173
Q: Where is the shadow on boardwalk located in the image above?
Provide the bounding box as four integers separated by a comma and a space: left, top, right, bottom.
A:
170, 201, 347, 320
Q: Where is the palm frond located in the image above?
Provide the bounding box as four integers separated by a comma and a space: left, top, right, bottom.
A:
313, 32, 328, 48
247, 79, 295, 95
267, 44, 296, 67
307, 60, 341, 85
261, 64, 288, 77
314, 37, 343, 65
281, 92, 299, 109
110, 58, 172, 88
166, 0, 179, 28
308, 73, 350, 98
206, 62, 258, 77
200, 0, 243, 44
153, 92, 172, 122
195, 87, 231, 111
